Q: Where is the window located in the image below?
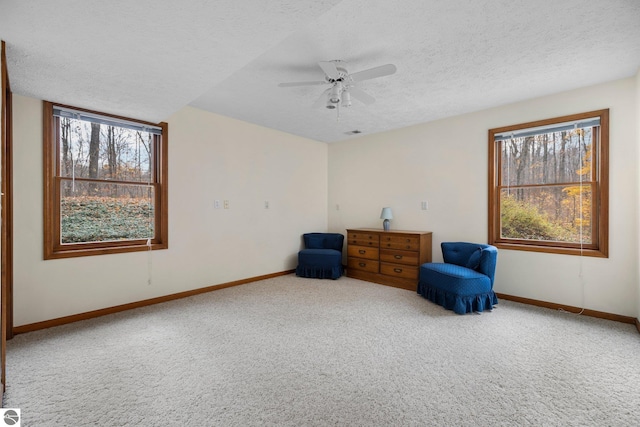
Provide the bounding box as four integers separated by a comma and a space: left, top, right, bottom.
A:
43, 102, 168, 259
488, 110, 608, 257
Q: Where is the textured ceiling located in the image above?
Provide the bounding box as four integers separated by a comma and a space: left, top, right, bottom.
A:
2, 0, 640, 143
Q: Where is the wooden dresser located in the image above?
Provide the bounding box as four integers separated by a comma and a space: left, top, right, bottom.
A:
346, 228, 432, 291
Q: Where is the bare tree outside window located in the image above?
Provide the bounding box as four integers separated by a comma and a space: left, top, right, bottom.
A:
500, 128, 593, 243
57, 117, 155, 243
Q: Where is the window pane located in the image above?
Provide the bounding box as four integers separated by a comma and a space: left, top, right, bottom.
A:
60, 180, 154, 244
500, 128, 593, 186
500, 186, 592, 244
58, 117, 153, 182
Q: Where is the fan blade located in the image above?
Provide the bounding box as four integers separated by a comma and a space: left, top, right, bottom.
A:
318, 61, 340, 80
350, 64, 397, 82
278, 81, 327, 87
349, 87, 376, 105
312, 88, 331, 109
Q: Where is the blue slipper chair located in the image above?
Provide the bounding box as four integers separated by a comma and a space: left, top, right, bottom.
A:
296, 233, 345, 280
418, 242, 498, 314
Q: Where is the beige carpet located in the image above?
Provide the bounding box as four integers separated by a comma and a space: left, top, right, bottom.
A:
4, 274, 640, 426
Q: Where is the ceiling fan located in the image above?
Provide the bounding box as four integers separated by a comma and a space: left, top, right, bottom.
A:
278, 60, 397, 110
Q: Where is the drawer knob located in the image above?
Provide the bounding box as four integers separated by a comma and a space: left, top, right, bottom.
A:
359, 250, 366, 254
394, 268, 403, 273
394, 255, 402, 259
359, 262, 366, 267
406, 245, 411, 249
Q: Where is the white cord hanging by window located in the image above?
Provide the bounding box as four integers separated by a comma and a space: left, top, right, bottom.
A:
145, 128, 153, 286
71, 113, 81, 193
576, 124, 585, 313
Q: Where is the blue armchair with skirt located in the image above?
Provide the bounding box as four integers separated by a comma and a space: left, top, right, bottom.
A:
296, 233, 345, 280
418, 242, 498, 314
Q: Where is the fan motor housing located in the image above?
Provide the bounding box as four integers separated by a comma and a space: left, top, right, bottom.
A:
326, 64, 349, 83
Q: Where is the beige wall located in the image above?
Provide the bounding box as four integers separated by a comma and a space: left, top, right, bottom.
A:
329, 77, 638, 317
13, 98, 328, 326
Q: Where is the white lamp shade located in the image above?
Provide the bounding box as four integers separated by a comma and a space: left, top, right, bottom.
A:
380, 207, 393, 220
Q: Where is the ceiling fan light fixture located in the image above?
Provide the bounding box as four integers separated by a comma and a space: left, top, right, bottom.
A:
342, 90, 351, 107
329, 82, 342, 104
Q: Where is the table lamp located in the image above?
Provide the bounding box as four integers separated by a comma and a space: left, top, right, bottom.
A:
380, 207, 393, 231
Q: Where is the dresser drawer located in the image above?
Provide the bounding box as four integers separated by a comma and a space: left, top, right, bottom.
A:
348, 245, 379, 260
348, 258, 379, 273
380, 235, 420, 251
379, 249, 418, 266
380, 263, 418, 280
348, 232, 380, 247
